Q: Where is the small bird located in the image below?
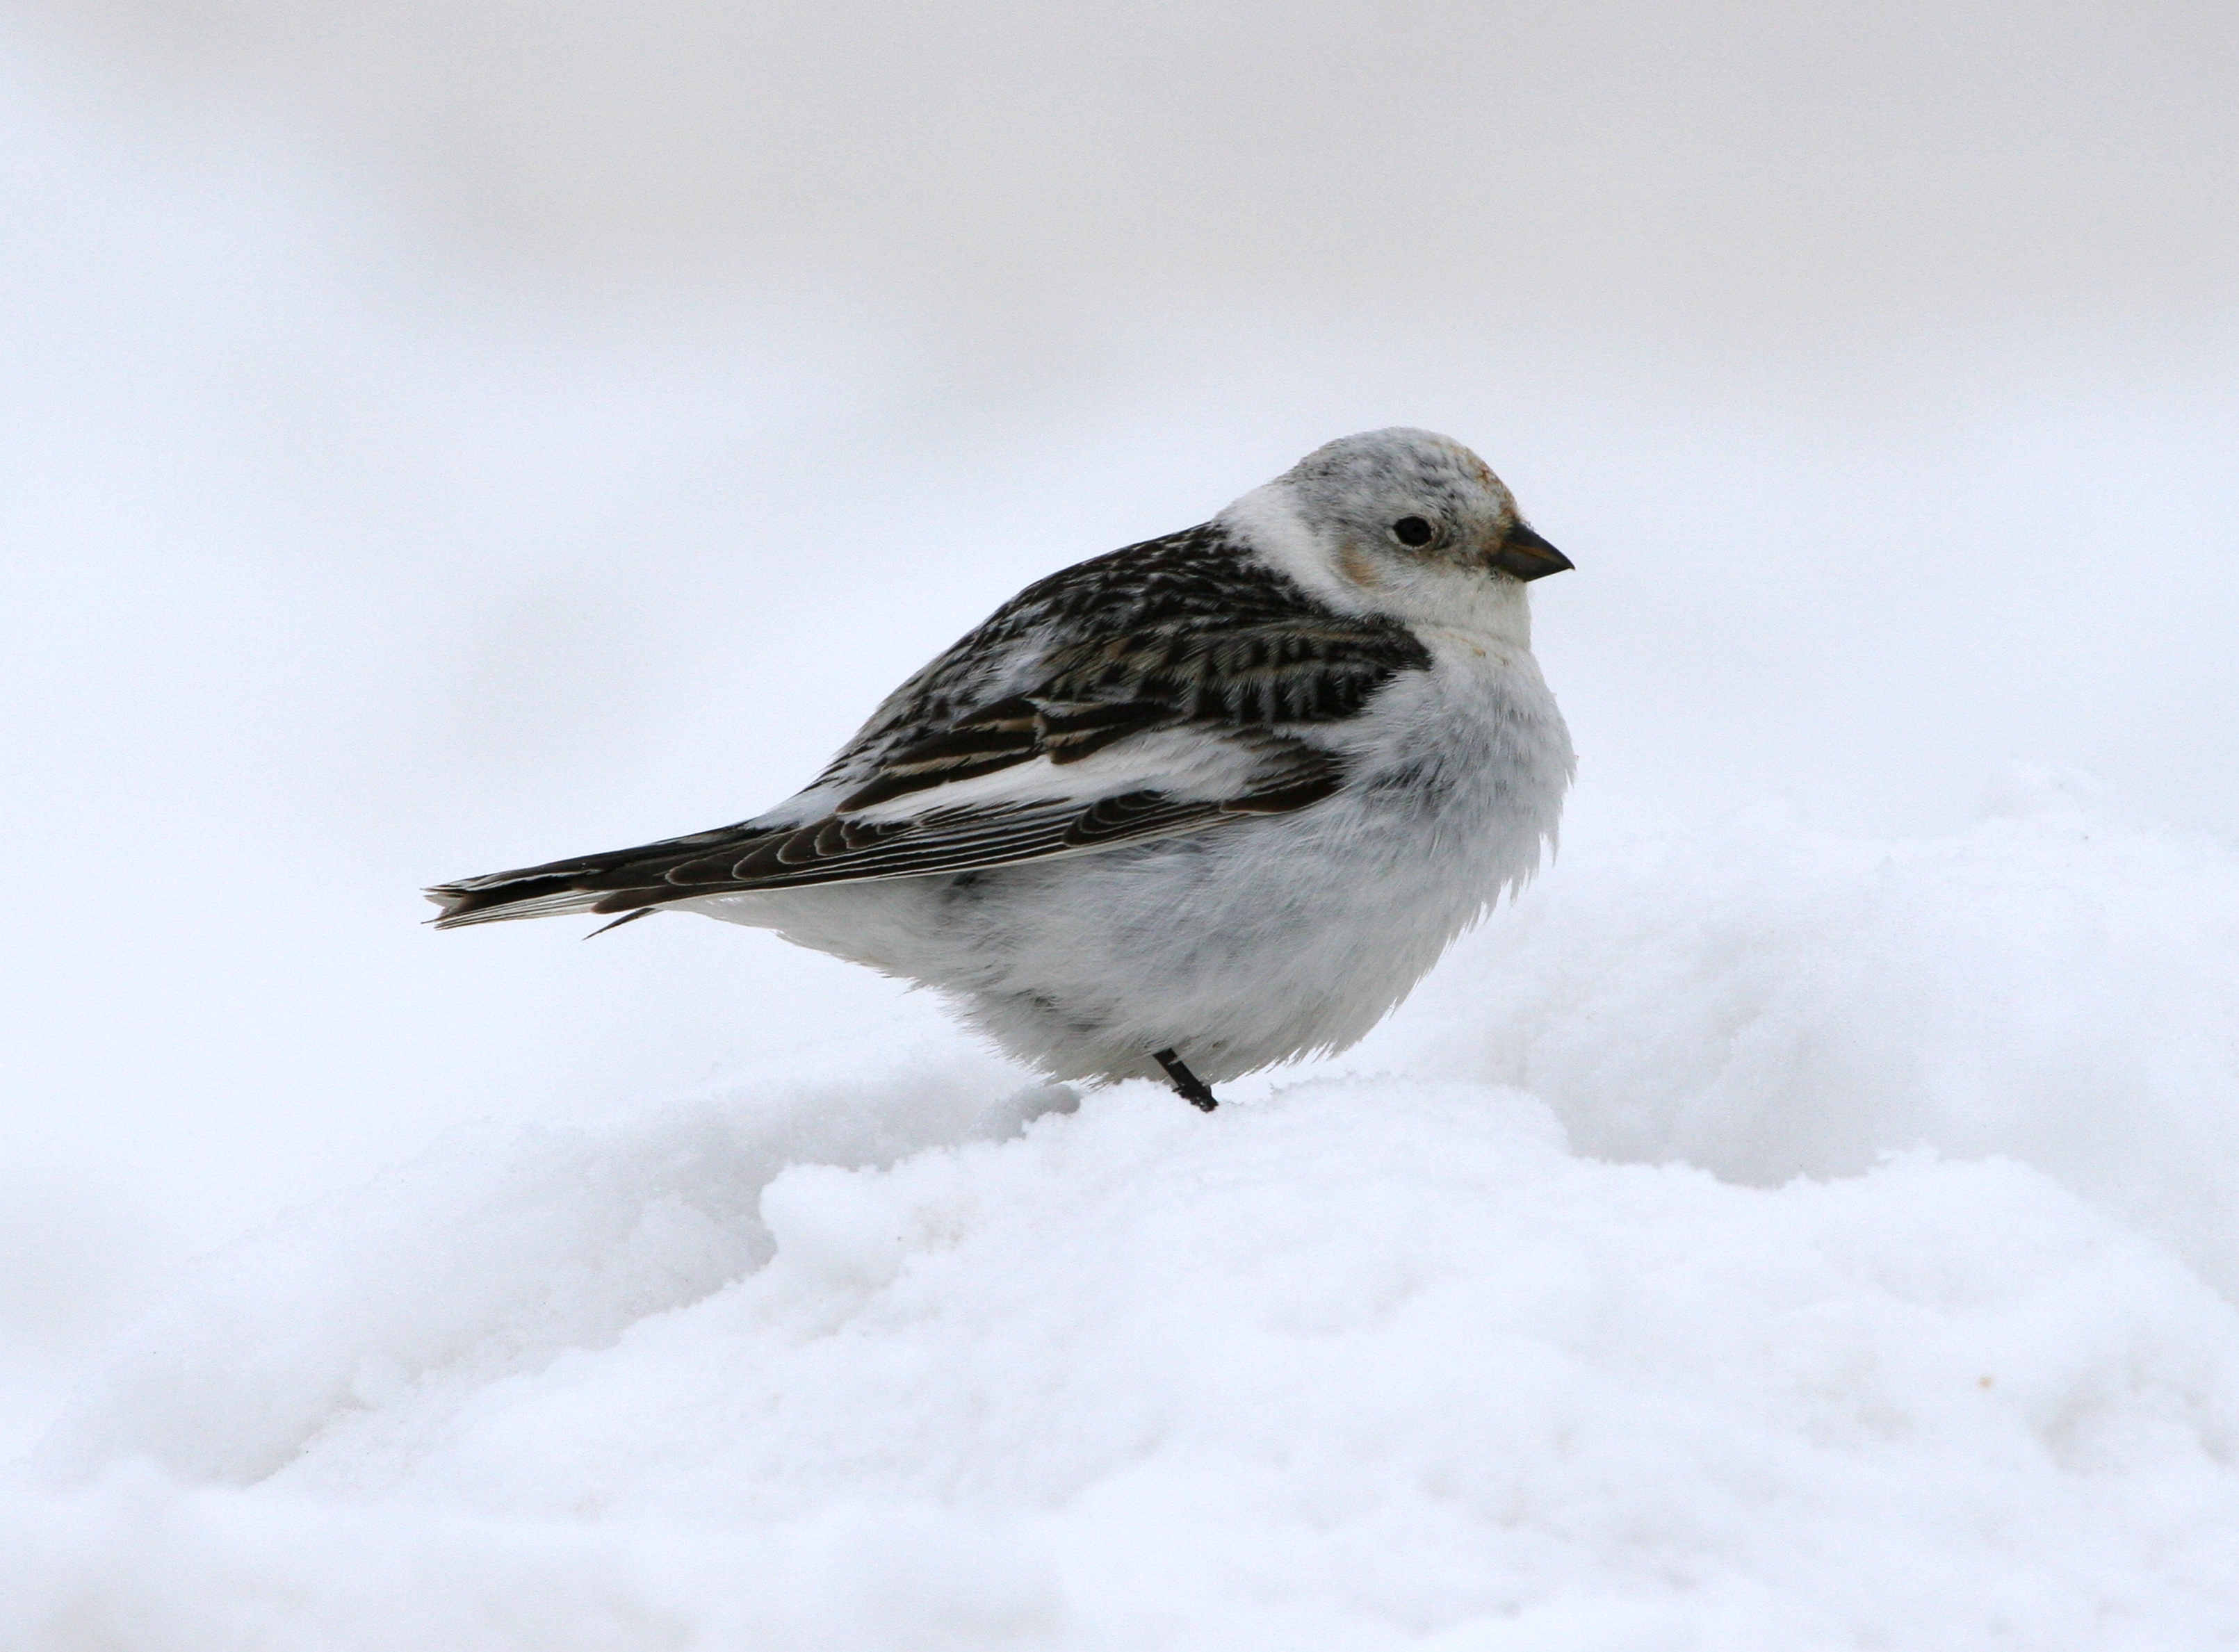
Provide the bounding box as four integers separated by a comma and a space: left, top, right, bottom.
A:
428, 429, 1574, 1110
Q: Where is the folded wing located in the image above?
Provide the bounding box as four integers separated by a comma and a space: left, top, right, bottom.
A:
427, 532, 1431, 930
423, 704, 1340, 928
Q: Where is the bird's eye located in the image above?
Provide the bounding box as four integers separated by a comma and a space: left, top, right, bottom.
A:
1392, 516, 1434, 547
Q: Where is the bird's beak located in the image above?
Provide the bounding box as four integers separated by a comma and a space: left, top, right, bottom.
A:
1489, 521, 1573, 580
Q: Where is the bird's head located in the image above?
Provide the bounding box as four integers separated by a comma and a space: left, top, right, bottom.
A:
1222, 428, 1571, 633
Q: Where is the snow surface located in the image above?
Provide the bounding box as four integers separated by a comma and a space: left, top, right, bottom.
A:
10, 772, 2239, 1649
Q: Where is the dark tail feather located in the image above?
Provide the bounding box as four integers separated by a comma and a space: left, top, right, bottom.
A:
423, 822, 772, 931
422, 876, 605, 928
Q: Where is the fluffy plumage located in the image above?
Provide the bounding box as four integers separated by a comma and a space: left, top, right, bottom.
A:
429, 428, 1575, 1096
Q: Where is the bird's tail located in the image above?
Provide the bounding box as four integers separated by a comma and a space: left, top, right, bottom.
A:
423, 821, 771, 930
422, 876, 617, 929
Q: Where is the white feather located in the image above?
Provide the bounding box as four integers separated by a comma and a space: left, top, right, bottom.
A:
838, 724, 1283, 824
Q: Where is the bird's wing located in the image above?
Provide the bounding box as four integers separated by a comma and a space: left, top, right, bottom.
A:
424, 698, 1342, 927
427, 528, 1431, 928
804, 522, 1427, 792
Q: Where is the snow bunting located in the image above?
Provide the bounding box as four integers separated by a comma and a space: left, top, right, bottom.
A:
429, 429, 1574, 1109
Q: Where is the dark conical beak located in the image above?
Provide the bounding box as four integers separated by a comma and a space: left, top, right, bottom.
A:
1489, 521, 1574, 580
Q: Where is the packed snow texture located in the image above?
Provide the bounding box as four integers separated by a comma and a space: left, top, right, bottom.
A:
13, 773, 2239, 1649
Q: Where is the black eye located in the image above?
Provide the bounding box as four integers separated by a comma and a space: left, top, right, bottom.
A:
1392, 516, 1434, 547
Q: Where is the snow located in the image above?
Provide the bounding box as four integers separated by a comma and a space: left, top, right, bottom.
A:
10, 778, 2239, 1648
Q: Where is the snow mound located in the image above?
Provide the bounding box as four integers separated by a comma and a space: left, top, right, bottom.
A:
13, 780, 2239, 1649
1399, 766, 2239, 1294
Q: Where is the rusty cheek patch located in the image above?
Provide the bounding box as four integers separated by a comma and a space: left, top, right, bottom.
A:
1337, 542, 1384, 588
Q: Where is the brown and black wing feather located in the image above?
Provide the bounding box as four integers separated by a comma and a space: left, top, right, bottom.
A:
425, 523, 1425, 929
808, 523, 1426, 793
423, 733, 1341, 928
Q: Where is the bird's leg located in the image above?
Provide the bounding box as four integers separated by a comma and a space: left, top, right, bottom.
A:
1151, 1048, 1219, 1112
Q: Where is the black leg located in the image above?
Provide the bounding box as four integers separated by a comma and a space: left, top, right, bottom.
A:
1151, 1048, 1219, 1112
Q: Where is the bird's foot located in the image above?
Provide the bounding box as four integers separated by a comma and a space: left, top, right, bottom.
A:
1151, 1048, 1219, 1112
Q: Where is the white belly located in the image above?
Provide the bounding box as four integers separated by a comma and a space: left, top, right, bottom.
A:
696, 646, 1572, 1084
